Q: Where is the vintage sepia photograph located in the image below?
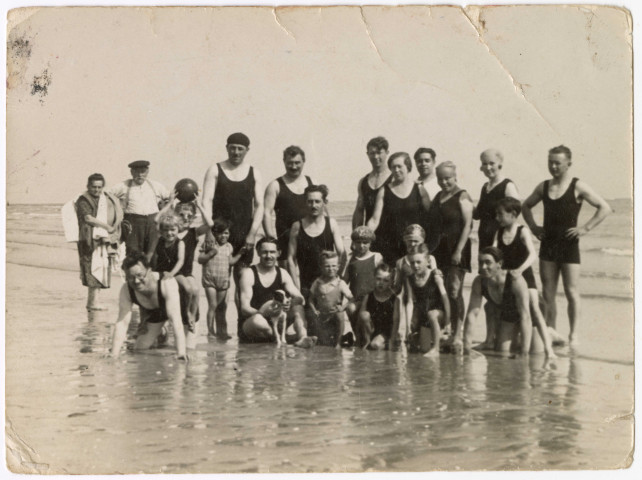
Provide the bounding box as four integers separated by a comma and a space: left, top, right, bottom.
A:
4, 2, 635, 475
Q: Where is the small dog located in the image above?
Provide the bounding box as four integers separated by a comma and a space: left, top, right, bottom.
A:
259, 290, 289, 346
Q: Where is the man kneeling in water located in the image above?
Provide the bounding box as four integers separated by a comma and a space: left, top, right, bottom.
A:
238, 237, 316, 347
461, 247, 532, 356
110, 251, 189, 360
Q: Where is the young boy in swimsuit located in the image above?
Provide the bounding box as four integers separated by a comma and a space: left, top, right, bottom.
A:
402, 243, 449, 357
343, 226, 383, 341
357, 263, 395, 350
198, 217, 244, 339
309, 251, 354, 348
494, 197, 556, 358
389, 225, 439, 349
522, 145, 611, 346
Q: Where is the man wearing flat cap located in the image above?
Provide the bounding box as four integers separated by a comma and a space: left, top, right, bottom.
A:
202, 132, 264, 272
110, 160, 170, 260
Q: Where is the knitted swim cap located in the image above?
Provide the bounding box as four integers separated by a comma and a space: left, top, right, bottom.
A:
226, 132, 250, 147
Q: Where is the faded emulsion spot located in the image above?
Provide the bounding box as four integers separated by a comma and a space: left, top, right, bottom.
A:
8, 35, 32, 59
31, 69, 51, 102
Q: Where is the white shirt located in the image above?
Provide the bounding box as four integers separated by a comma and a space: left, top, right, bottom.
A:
419, 176, 441, 201
110, 179, 169, 215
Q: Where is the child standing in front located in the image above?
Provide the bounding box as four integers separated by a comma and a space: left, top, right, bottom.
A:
357, 263, 396, 350
343, 226, 382, 339
402, 243, 450, 357
309, 251, 354, 348
199, 218, 244, 339
494, 197, 556, 358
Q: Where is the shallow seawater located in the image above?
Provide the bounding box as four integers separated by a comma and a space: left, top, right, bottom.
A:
4, 203, 635, 473
5, 264, 633, 474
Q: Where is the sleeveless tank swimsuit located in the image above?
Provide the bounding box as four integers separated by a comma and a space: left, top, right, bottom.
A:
496, 225, 537, 289
238, 266, 286, 342
540, 178, 582, 264
128, 278, 167, 324
178, 228, 198, 276
375, 183, 424, 265
432, 190, 472, 272
212, 164, 255, 254
345, 254, 377, 300
274, 175, 312, 260
475, 178, 511, 250
153, 239, 182, 274
481, 276, 520, 325
410, 270, 444, 328
366, 293, 395, 339
296, 217, 335, 291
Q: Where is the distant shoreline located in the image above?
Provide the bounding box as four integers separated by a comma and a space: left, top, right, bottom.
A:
5, 198, 633, 207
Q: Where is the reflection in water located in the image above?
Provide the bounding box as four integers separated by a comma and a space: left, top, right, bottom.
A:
5, 308, 632, 474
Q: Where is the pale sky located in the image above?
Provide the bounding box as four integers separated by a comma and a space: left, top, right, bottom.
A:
6, 5, 632, 203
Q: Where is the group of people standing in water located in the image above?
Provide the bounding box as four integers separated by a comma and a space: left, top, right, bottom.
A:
72, 133, 612, 361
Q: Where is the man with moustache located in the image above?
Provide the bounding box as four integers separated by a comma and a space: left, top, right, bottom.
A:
263, 145, 314, 267
238, 237, 314, 346
110, 160, 170, 261
202, 132, 265, 268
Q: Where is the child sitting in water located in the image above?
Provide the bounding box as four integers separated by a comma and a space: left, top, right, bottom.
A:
343, 226, 383, 340
309, 250, 354, 348
357, 263, 396, 350
402, 243, 450, 357
198, 218, 244, 339
154, 196, 212, 334
493, 197, 556, 358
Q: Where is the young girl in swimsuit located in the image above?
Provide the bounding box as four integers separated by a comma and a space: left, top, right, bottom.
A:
309, 251, 354, 348
155, 195, 212, 334
343, 226, 383, 340
199, 218, 244, 339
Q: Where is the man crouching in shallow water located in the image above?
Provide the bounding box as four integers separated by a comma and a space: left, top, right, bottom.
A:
110, 251, 189, 360
238, 237, 316, 348
460, 247, 532, 357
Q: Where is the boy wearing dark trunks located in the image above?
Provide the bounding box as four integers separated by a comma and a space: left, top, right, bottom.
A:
494, 197, 556, 358
357, 263, 395, 350
462, 247, 532, 356
309, 251, 354, 348
522, 145, 611, 346
402, 244, 449, 357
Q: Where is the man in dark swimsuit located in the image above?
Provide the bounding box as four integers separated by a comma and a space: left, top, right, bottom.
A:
238, 237, 314, 346
263, 145, 314, 267
110, 252, 188, 359
461, 247, 532, 356
202, 132, 264, 267
351, 136, 391, 229
522, 145, 611, 346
